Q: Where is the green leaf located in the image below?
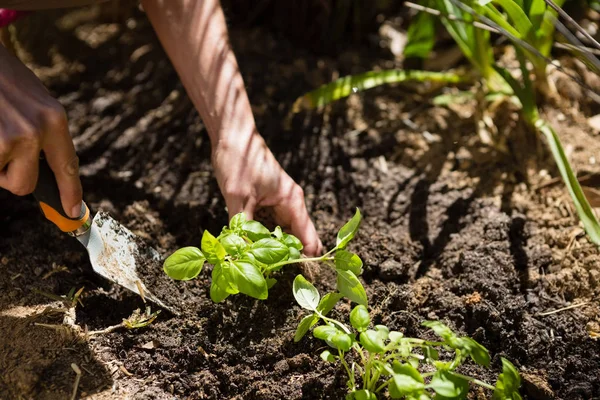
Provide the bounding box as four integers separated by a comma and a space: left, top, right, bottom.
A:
329, 332, 353, 352
336, 208, 362, 249
272, 226, 283, 239
392, 361, 424, 384
320, 350, 336, 363
428, 371, 469, 399
220, 233, 247, 256
388, 368, 426, 398
352, 389, 377, 400
230, 260, 268, 300
423, 346, 439, 362
460, 337, 491, 367
251, 238, 289, 264
491, 0, 534, 38
210, 262, 236, 303
375, 325, 390, 341
289, 247, 301, 260
493, 358, 523, 400
266, 277, 277, 289
335, 250, 363, 275
404, 11, 436, 59
201, 230, 227, 264
336, 269, 368, 306
389, 331, 404, 344
422, 320, 457, 342
242, 220, 271, 242
360, 329, 385, 353
537, 121, 600, 246
317, 292, 343, 315
209, 280, 230, 303
294, 313, 318, 342
293, 275, 320, 310
283, 233, 304, 250
293, 70, 467, 112
229, 212, 247, 231
350, 305, 370, 332
313, 325, 339, 341
163, 247, 205, 281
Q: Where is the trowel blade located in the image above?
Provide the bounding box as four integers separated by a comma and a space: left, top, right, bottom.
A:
78, 211, 176, 314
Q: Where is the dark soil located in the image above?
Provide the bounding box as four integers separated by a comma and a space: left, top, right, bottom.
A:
1, 3, 600, 400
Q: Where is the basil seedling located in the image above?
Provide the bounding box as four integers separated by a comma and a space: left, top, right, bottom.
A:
163, 209, 367, 304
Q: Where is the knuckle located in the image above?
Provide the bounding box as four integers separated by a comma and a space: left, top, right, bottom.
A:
40, 101, 67, 129
223, 183, 247, 199
8, 181, 35, 196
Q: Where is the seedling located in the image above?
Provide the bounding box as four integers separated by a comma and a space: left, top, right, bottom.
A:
292, 275, 522, 400
164, 208, 368, 304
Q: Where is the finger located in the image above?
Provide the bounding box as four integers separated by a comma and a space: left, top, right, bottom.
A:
272, 183, 322, 256
41, 106, 83, 218
0, 148, 39, 196
224, 188, 256, 222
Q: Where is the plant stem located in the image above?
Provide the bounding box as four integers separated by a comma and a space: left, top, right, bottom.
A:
449, 372, 495, 390
267, 256, 334, 272
318, 313, 352, 335
375, 379, 390, 393
339, 349, 356, 391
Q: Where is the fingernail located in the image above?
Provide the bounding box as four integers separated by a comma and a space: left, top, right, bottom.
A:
71, 204, 82, 219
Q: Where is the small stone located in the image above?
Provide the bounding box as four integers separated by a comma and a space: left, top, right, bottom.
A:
588, 114, 600, 133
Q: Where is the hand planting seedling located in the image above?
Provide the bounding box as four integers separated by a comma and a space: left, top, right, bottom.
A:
163, 208, 368, 304
293, 275, 522, 400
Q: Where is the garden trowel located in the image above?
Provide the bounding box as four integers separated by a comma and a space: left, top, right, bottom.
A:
32, 156, 176, 314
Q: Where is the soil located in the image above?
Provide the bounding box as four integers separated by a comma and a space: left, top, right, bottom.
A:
1, 3, 600, 400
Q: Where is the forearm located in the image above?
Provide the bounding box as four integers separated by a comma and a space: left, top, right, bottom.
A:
141, 0, 257, 150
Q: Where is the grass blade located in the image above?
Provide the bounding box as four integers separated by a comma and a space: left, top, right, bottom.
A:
537, 121, 600, 245
292, 69, 468, 112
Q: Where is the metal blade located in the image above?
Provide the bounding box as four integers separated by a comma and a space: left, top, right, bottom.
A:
78, 211, 177, 314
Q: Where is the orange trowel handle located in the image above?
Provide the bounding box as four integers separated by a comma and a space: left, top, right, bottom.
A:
33, 155, 90, 235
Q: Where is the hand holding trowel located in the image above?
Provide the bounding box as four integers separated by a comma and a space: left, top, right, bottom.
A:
33, 155, 176, 314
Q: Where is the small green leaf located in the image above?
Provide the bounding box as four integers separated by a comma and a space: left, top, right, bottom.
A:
428, 371, 469, 399
392, 361, 424, 383
210, 262, 236, 303
201, 230, 227, 264
209, 280, 230, 303
163, 247, 205, 281
230, 260, 268, 300
336, 269, 368, 306
352, 389, 377, 400
289, 247, 301, 260
493, 358, 523, 400
404, 11, 436, 59
317, 292, 343, 315
293, 275, 320, 311
294, 313, 318, 342
360, 330, 385, 353
242, 220, 271, 242
313, 325, 338, 341
251, 238, 289, 264
229, 212, 247, 231
460, 337, 491, 367
388, 331, 404, 344
320, 350, 336, 363
375, 325, 389, 341
422, 320, 457, 342
423, 346, 439, 362
350, 305, 370, 332
266, 277, 277, 289
388, 374, 425, 398
336, 208, 362, 249
272, 226, 283, 239
220, 233, 247, 256
283, 233, 303, 250
329, 332, 352, 352
335, 249, 363, 275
